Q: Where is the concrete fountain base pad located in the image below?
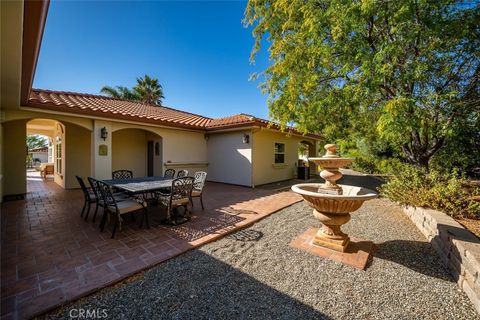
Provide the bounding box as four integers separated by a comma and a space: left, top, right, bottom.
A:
290, 228, 376, 270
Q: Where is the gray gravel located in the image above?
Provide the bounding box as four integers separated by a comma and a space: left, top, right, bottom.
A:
44, 199, 478, 320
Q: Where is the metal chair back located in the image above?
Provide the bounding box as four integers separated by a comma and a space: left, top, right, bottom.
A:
87, 177, 99, 198
164, 169, 175, 179
96, 180, 118, 211
112, 170, 133, 180
176, 169, 189, 178
76, 176, 92, 201
170, 177, 194, 203
193, 171, 207, 192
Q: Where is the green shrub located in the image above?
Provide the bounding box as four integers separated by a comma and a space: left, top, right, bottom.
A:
336, 138, 404, 175
380, 165, 480, 219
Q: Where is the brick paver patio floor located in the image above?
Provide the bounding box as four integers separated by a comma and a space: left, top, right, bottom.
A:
1, 172, 302, 320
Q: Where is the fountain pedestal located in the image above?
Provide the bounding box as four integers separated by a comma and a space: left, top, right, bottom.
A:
312, 210, 351, 251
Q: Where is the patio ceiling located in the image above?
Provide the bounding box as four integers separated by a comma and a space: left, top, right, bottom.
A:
26, 118, 56, 137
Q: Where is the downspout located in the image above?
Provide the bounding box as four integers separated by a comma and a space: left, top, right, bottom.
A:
250, 129, 254, 188
250, 127, 261, 188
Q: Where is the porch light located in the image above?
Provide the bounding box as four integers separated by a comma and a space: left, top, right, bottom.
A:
243, 133, 250, 144
100, 127, 108, 141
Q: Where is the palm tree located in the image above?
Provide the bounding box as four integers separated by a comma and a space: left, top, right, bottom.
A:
100, 86, 140, 101
100, 75, 164, 106
133, 75, 164, 106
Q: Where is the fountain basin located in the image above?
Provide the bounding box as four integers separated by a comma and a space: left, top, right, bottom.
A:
291, 184, 377, 212
291, 183, 377, 252
308, 157, 354, 168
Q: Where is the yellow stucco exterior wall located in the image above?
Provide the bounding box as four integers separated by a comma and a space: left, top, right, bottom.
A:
2, 120, 27, 196
252, 129, 317, 186
112, 129, 148, 177
112, 123, 208, 176
64, 123, 91, 189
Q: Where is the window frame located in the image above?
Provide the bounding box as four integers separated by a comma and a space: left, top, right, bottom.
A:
274, 142, 286, 164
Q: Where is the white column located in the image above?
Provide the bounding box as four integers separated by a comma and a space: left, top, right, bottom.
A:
92, 120, 112, 179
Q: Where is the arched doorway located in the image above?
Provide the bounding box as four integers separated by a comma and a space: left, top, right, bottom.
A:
26, 118, 91, 191
299, 140, 318, 175
111, 128, 163, 177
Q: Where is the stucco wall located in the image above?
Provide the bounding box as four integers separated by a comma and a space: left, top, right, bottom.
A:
112, 123, 208, 177
0, 123, 3, 201
1, 0, 23, 111
160, 128, 208, 174
65, 123, 91, 189
2, 120, 27, 197
112, 129, 147, 177
207, 131, 252, 186
30, 151, 48, 163
252, 129, 317, 186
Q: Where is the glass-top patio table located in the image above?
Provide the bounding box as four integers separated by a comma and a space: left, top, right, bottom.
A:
102, 176, 173, 194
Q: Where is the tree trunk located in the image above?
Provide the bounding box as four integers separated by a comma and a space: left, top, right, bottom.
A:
401, 131, 445, 171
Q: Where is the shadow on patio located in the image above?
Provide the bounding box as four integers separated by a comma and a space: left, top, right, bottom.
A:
1, 177, 302, 319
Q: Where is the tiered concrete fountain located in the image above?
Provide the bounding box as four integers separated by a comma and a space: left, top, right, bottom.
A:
290, 144, 378, 268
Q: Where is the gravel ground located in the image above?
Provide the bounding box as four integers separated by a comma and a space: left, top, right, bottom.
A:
44, 199, 478, 320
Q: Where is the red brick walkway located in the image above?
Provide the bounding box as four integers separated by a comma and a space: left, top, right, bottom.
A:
1, 174, 302, 320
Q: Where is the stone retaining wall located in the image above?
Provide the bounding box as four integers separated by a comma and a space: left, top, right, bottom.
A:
403, 206, 480, 314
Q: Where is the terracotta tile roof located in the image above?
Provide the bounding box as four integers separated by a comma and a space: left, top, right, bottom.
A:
28, 89, 212, 129
206, 113, 256, 128
27, 89, 321, 139
206, 113, 322, 139
29, 147, 49, 152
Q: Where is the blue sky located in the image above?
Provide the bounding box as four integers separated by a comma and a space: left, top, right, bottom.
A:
33, 1, 271, 119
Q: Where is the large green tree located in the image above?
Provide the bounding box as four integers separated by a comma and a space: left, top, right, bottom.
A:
244, 0, 480, 168
100, 75, 165, 106
26, 135, 48, 149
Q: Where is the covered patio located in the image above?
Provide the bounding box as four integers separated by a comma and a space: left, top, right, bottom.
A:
1, 177, 302, 319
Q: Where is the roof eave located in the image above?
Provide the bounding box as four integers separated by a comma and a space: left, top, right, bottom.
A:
21, 0, 50, 106
25, 102, 207, 131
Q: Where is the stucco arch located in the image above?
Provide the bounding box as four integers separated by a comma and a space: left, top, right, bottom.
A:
4, 109, 93, 131
1, 116, 92, 198
111, 122, 167, 136
111, 127, 163, 177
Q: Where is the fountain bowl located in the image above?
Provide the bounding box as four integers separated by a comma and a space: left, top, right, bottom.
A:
308, 157, 354, 168
291, 183, 377, 252
291, 184, 377, 213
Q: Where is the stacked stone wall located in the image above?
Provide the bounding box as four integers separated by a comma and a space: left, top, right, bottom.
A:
403, 206, 480, 314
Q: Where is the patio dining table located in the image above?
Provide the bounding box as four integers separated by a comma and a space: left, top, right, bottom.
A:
102, 176, 173, 195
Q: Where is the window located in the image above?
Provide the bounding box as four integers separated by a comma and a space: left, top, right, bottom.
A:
274, 143, 285, 164
55, 136, 62, 175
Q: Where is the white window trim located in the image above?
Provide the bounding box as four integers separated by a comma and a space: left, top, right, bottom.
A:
274, 142, 286, 164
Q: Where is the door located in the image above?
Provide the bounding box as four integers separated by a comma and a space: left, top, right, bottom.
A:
147, 141, 154, 176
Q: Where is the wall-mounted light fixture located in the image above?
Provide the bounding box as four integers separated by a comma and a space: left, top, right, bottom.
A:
100, 127, 108, 141
243, 133, 250, 144
204, 133, 210, 141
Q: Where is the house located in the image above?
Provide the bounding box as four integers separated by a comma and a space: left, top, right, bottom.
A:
0, 0, 320, 201
28, 146, 52, 164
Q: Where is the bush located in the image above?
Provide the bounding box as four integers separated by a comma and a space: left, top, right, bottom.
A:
336, 138, 404, 175
380, 165, 480, 219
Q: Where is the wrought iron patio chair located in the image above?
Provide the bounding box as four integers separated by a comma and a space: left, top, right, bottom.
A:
156, 177, 194, 225
97, 180, 149, 238
76, 176, 96, 219
112, 170, 133, 180
87, 177, 129, 223
176, 169, 189, 178
164, 169, 175, 179
191, 171, 207, 210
